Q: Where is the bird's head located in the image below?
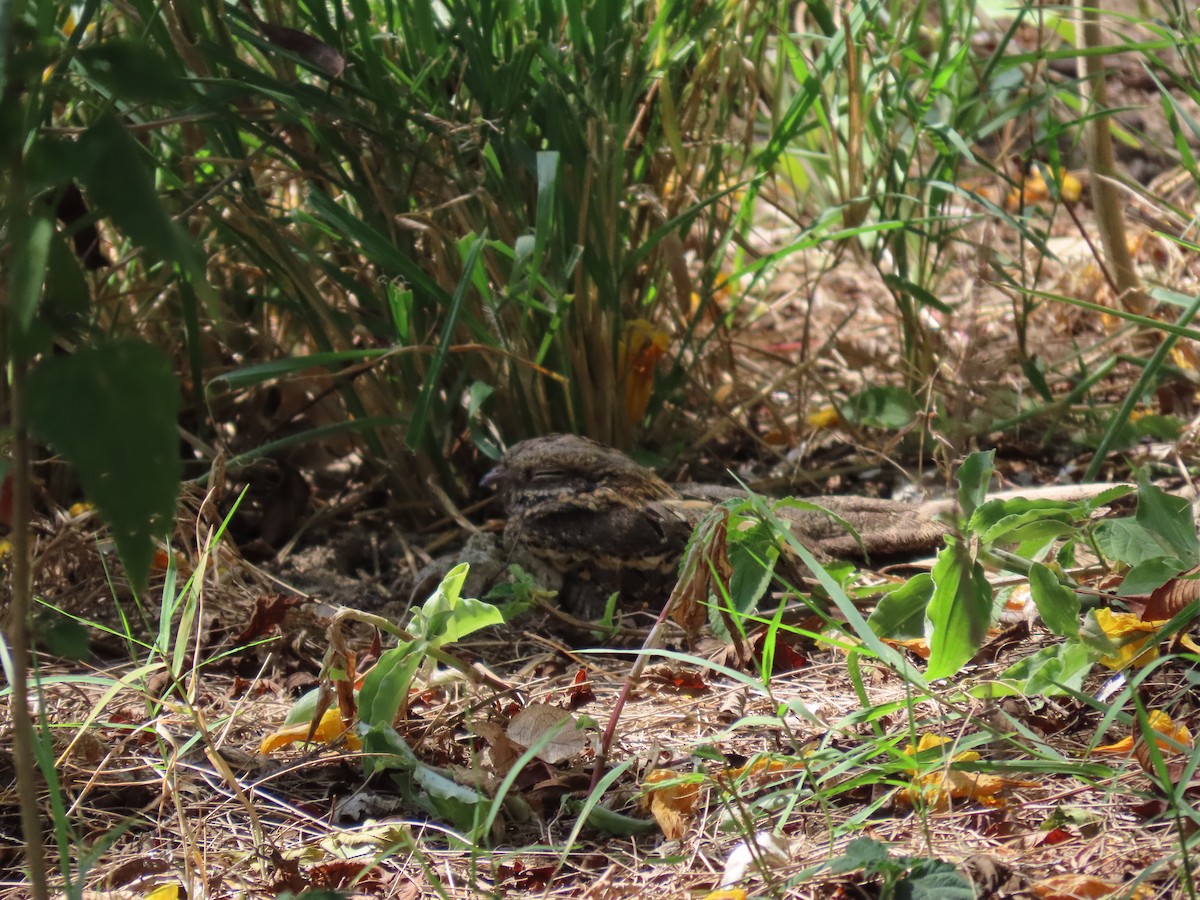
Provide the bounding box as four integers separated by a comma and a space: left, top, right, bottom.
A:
481, 434, 674, 515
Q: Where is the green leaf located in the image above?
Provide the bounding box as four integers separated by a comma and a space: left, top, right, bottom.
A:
1079, 610, 1121, 656
955, 450, 995, 520
357, 643, 425, 731
283, 686, 324, 727
77, 40, 185, 104
869, 573, 934, 639
208, 349, 392, 391
78, 114, 196, 268
1093, 474, 1197, 595
723, 512, 780, 616
8, 209, 54, 339
27, 341, 181, 589
991, 641, 1096, 697
1119, 558, 1188, 597
407, 563, 503, 645
969, 498, 1079, 541
925, 542, 992, 680
34, 611, 91, 660
44, 233, 91, 318
1094, 518, 1177, 567
357, 722, 420, 777
840, 386, 918, 429
828, 837, 896, 876
1135, 470, 1199, 563
897, 858, 975, 899
1027, 563, 1080, 638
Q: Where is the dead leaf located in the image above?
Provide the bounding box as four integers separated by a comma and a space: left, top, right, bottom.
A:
495, 858, 556, 890
645, 665, 709, 693
567, 667, 596, 709
898, 733, 1034, 810
1142, 564, 1200, 622
473, 720, 524, 775
749, 628, 806, 673
1032, 873, 1153, 899
506, 703, 588, 764
618, 318, 669, 425
235, 593, 303, 643
667, 505, 732, 638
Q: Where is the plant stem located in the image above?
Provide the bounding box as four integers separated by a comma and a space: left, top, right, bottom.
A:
1076, 0, 1147, 315
6, 355, 50, 900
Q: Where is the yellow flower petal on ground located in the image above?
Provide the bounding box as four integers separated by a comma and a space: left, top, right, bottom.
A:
261, 707, 361, 754
805, 406, 841, 428
1095, 608, 1167, 670
1059, 173, 1082, 203
641, 769, 699, 841
1096, 710, 1192, 755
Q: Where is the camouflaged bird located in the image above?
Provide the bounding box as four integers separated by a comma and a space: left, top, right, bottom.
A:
481, 434, 951, 604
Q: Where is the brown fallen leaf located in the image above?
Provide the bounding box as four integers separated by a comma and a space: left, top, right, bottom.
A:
1142, 563, 1200, 622
1031, 872, 1153, 899
507, 703, 588, 764
235, 593, 303, 643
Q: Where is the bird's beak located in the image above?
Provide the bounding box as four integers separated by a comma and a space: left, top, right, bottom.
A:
480, 465, 506, 490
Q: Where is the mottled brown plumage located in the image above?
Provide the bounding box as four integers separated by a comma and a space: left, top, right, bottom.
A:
482, 435, 950, 601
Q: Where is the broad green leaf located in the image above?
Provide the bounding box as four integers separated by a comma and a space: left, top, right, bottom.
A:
724, 513, 779, 616
1079, 610, 1121, 656
1027, 563, 1079, 637
828, 837, 896, 876
979, 513, 1076, 546
955, 450, 995, 520
78, 40, 186, 104
414, 762, 487, 804
357, 642, 425, 736
925, 541, 992, 680
78, 114, 196, 268
840, 386, 918, 429
8, 209, 54, 338
1085, 484, 1136, 511
993, 641, 1096, 697
27, 341, 180, 589
969, 498, 1079, 539
283, 686, 324, 727
407, 562, 503, 645
45, 233, 91, 317
1094, 518, 1178, 567
869, 573, 934, 640
358, 722, 420, 777
1119, 558, 1189, 597
34, 611, 90, 660
900, 859, 975, 899
1135, 470, 1198, 563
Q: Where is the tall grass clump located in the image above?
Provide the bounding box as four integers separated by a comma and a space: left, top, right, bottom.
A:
764, 0, 1095, 403
26, 0, 789, 504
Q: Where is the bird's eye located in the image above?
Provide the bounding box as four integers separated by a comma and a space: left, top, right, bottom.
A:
530, 468, 565, 483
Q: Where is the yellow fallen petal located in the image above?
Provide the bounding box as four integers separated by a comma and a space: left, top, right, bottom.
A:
1095, 608, 1167, 670
805, 406, 841, 428
1060, 173, 1082, 203
261, 707, 360, 754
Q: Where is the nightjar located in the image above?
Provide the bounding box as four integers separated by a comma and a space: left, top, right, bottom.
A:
481, 434, 949, 605
480, 434, 704, 590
